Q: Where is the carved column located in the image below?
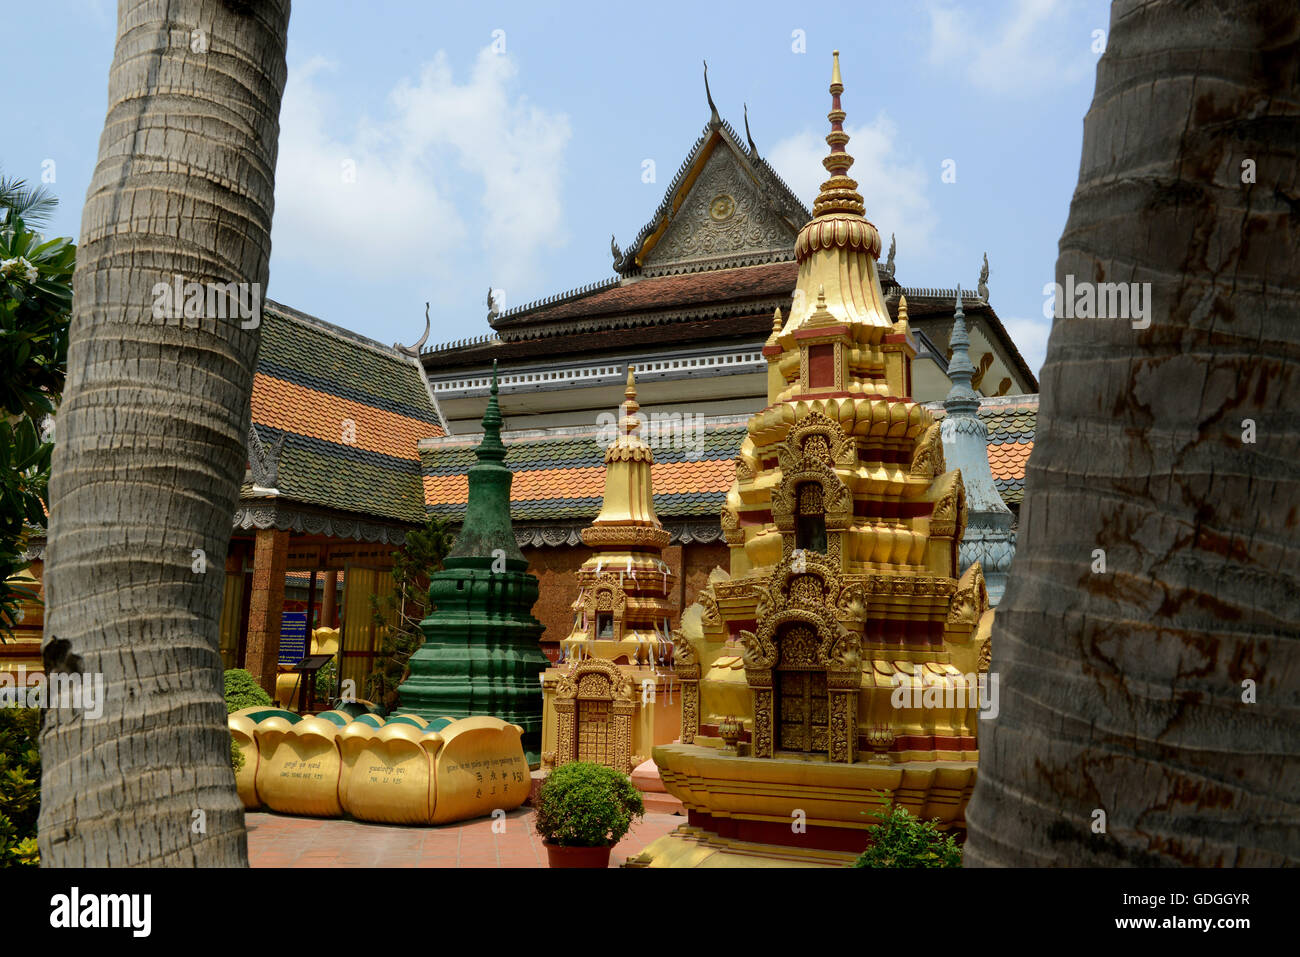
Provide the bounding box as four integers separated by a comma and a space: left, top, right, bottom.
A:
678, 663, 700, 744
750, 681, 774, 758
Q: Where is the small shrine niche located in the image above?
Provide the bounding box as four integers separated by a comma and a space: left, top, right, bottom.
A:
795, 482, 827, 554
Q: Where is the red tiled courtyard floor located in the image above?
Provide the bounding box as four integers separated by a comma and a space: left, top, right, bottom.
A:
246, 807, 682, 868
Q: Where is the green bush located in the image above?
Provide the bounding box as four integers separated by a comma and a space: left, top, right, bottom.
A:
852, 801, 962, 868
224, 668, 271, 714
534, 761, 644, 848
0, 708, 40, 866
230, 735, 244, 774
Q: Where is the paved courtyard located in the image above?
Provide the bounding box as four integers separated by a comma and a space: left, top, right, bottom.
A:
246, 807, 682, 867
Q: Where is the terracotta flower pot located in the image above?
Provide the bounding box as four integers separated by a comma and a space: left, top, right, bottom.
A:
544, 841, 612, 868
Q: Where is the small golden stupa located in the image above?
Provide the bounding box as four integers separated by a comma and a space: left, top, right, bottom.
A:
538, 367, 681, 773
632, 51, 990, 867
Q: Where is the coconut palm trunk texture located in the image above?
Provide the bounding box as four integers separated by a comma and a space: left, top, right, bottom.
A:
39, 0, 291, 866
965, 0, 1300, 866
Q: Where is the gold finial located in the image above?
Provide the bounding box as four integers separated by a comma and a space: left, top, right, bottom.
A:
771, 307, 784, 336
622, 364, 640, 436
813, 50, 865, 219
898, 295, 909, 323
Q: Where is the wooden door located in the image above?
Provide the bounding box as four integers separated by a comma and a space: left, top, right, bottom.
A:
577, 698, 612, 766
777, 670, 829, 753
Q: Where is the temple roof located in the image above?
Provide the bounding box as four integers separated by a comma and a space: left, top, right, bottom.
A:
422, 274, 1036, 396
244, 301, 447, 525
420, 395, 1037, 530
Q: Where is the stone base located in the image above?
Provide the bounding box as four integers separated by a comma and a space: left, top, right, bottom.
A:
637, 742, 976, 866
525, 768, 548, 807
624, 825, 856, 868
631, 758, 684, 816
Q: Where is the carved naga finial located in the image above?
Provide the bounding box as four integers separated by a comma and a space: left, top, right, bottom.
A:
395, 302, 432, 356
703, 60, 720, 127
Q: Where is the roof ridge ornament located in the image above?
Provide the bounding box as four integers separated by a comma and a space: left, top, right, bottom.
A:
395, 302, 432, 356
978, 252, 990, 301
744, 103, 759, 158
703, 60, 721, 128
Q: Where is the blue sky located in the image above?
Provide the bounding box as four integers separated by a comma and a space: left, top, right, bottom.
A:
10, 0, 1111, 375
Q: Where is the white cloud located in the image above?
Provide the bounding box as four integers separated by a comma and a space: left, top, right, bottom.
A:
766, 112, 937, 262
1001, 315, 1052, 376
925, 0, 1093, 96
272, 48, 571, 296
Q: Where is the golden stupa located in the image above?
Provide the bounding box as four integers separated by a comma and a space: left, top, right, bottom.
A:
631, 52, 990, 867
539, 367, 681, 773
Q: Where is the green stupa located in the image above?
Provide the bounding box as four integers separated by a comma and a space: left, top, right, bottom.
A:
398, 362, 548, 763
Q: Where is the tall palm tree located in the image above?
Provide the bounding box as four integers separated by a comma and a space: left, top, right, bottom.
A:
0, 169, 59, 228
39, 0, 291, 867
965, 0, 1300, 866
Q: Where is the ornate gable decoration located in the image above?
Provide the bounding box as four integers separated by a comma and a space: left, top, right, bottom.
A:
642, 146, 798, 274
614, 115, 810, 278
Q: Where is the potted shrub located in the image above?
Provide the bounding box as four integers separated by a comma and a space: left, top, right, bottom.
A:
534, 761, 644, 868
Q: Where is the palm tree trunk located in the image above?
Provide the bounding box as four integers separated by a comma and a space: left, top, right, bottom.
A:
965, 0, 1300, 866
39, 0, 291, 866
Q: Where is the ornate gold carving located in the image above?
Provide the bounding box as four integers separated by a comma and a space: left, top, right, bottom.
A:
752, 688, 774, 758
947, 562, 989, 629
770, 456, 852, 533
910, 421, 946, 478
580, 525, 672, 549
929, 470, 967, 539
681, 680, 699, 744
739, 628, 777, 671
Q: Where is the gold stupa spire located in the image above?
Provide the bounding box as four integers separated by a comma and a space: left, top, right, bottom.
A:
787, 50, 888, 332
814, 50, 866, 218
621, 365, 641, 439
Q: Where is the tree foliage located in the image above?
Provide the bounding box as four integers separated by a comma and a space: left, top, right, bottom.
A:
0, 708, 40, 866
0, 207, 73, 640
853, 799, 962, 868
363, 516, 454, 711
223, 668, 272, 714
534, 761, 645, 848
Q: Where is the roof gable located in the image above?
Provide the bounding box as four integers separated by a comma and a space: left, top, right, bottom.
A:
614, 119, 809, 277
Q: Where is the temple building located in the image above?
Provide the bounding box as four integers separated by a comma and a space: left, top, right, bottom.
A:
538, 368, 681, 772
9, 302, 449, 699
631, 52, 989, 866
398, 366, 549, 763
417, 66, 1038, 659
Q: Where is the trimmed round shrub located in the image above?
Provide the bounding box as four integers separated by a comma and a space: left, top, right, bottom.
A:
534, 761, 644, 848
224, 668, 272, 714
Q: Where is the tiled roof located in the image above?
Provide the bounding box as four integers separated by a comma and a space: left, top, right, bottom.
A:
248, 302, 446, 524
421, 422, 748, 522
422, 395, 1038, 523
491, 261, 799, 330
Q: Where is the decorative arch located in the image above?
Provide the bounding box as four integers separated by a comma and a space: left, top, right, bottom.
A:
552, 658, 636, 772
577, 573, 628, 642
